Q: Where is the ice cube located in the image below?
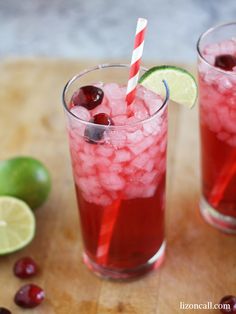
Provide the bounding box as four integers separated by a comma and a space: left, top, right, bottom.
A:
143, 88, 163, 115
77, 176, 88, 191
109, 163, 123, 173
219, 39, 236, 55
96, 145, 114, 157
148, 145, 160, 158
129, 135, 155, 155
93, 194, 113, 206
92, 103, 111, 116
123, 183, 144, 199
141, 184, 157, 198
204, 70, 220, 85
78, 152, 97, 174
140, 171, 157, 184
143, 117, 162, 136
204, 43, 221, 58
112, 115, 128, 125
218, 76, 233, 93
96, 156, 112, 172
143, 158, 155, 172
136, 84, 147, 98
124, 182, 156, 199
69, 128, 85, 144
104, 83, 124, 97
160, 138, 167, 153
108, 130, 127, 147
80, 160, 96, 176
99, 172, 125, 191
131, 152, 150, 169
126, 129, 144, 143
198, 61, 211, 75
71, 106, 91, 121
83, 142, 97, 156
111, 99, 127, 116
113, 149, 132, 163
129, 99, 149, 120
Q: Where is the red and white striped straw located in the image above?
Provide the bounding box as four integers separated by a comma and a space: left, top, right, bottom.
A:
126, 18, 148, 105
95, 19, 148, 266
96, 198, 121, 265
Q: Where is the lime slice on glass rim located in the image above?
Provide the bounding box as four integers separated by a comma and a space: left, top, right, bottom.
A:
0, 196, 35, 255
139, 65, 198, 108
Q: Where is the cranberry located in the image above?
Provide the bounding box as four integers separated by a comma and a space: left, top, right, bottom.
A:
0, 308, 11, 314
14, 257, 38, 279
84, 113, 114, 143
14, 284, 45, 309
214, 54, 236, 71
220, 295, 236, 313
71, 85, 104, 110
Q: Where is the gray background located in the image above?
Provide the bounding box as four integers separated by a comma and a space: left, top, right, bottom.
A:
0, 0, 235, 62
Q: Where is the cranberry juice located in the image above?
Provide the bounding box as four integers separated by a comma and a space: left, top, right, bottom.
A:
198, 39, 236, 219
75, 178, 165, 269
65, 75, 167, 277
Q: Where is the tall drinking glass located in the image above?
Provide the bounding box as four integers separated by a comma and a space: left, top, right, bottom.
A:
197, 23, 236, 233
62, 64, 169, 279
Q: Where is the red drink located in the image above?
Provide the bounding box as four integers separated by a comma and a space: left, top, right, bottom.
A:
63, 65, 168, 278
197, 23, 236, 233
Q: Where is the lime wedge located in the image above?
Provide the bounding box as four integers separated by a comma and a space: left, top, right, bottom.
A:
139, 65, 198, 108
0, 196, 35, 255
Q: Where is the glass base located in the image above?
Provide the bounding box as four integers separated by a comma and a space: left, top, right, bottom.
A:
200, 197, 236, 234
83, 241, 166, 280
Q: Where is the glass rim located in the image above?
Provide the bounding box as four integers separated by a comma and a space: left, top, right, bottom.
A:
62, 63, 169, 129
196, 21, 236, 76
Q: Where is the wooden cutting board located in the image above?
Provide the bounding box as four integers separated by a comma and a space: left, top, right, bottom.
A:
0, 59, 235, 314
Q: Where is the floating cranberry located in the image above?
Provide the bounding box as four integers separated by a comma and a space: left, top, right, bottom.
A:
84, 113, 114, 143
14, 284, 45, 309
93, 113, 114, 126
0, 308, 11, 314
71, 85, 104, 110
14, 257, 38, 279
215, 54, 236, 71
220, 295, 236, 313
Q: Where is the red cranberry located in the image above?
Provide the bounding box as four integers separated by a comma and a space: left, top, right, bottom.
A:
93, 113, 113, 126
14, 257, 38, 279
84, 113, 114, 143
0, 308, 11, 314
220, 295, 236, 313
14, 284, 45, 309
215, 54, 236, 71
71, 85, 104, 110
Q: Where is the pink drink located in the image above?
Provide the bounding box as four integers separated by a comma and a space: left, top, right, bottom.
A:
63, 64, 168, 278
197, 23, 236, 233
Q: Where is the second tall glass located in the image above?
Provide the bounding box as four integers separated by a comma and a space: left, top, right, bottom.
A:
197, 22, 236, 233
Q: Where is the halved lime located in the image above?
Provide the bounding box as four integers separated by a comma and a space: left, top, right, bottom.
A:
0, 196, 35, 255
139, 65, 198, 108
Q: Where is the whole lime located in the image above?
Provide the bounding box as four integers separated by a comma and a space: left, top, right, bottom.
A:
0, 156, 51, 210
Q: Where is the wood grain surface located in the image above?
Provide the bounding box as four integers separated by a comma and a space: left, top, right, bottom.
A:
0, 59, 235, 314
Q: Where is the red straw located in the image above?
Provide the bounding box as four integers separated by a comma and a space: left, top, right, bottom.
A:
96, 198, 121, 265
209, 151, 236, 207
126, 18, 147, 105
96, 18, 148, 266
